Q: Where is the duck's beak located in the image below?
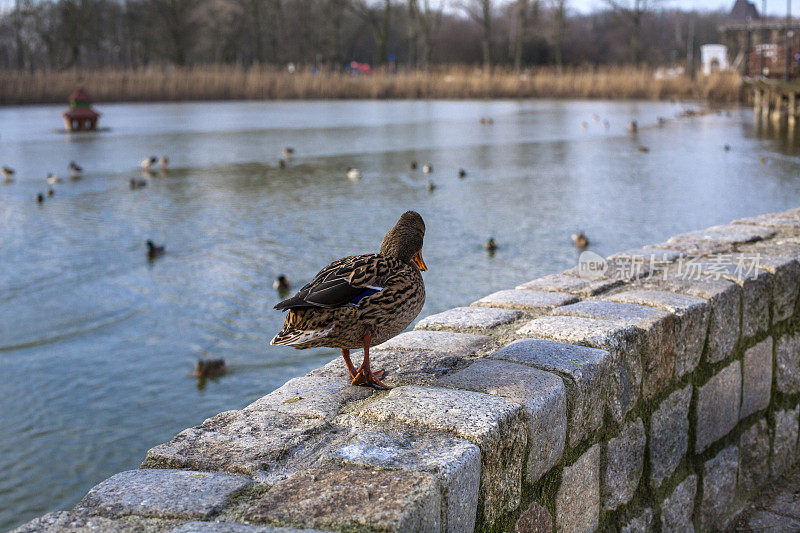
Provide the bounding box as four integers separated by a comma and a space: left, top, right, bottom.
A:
412, 251, 427, 271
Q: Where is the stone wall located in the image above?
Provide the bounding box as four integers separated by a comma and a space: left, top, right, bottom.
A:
15, 207, 800, 533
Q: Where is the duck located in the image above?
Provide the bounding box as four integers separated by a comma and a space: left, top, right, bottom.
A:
458, 169, 467, 178
194, 358, 227, 378
426, 180, 436, 191
657, 117, 667, 127
46, 173, 62, 185
130, 177, 147, 189
35, 192, 44, 204
422, 163, 433, 173
282, 146, 295, 158
140, 156, 157, 172
272, 211, 427, 389
146, 240, 165, 260
637, 145, 649, 153
69, 161, 82, 179
603, 120, 610, 130
273, 275, 291, 292
484, 237, 498, 252
159, 156, 169, 172
572, 231, 589, 248
346, 167, 362, 180
628, 121, 638, 134
581, 121, 589, 130
724, 144, 731, 152
2, 166, 14, 184
46, 188, 54, 197
279, 158, 287, 168
409, 161, 418, 171
759, 156, 768, 164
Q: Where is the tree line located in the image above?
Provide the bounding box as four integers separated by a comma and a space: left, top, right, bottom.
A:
0, 0, 727, 71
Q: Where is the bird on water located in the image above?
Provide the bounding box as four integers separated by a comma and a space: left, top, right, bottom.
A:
572, 231, 589, 248
146, 240, 165, 260
271, 211, 427, 389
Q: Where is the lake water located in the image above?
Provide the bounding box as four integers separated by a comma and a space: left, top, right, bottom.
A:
1, 99, 799, 530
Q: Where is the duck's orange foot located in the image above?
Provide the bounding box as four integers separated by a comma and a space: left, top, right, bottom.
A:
351, 369, 391, 390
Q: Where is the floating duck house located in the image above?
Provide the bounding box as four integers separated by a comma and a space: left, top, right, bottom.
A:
62, 88, 101, 132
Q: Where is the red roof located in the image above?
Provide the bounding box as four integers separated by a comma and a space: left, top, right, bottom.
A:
63, 107, 100, 119
69, 88, 93, 104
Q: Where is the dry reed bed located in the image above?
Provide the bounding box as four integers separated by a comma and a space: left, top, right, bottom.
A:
0, 67, 742, 105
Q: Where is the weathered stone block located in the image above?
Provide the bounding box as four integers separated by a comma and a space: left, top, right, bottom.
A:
310, 330, 492, 385
741, 338, 773, 419
777, 333, 800, 394
555, 445, 600, 533
733, 212, 800, 229
602, 418, 645, 511
690, 261, 771, 338
700, 446, 739, 530
415, 307, 521, 331
143, 410, 331, 480
10, 512, 145, 533
170, 523, 327, 532
649, 385, 691, 488
695, 361, 741, 453
730, 252, 800, 323
76, 469, 251, 520
771, 405, 800, 480
554, 300, 674, 400
604, 248, 685, 283
606, 289, 709, 377
639, 275, 741, 363
657, 223, 776, 255
516, 315, 641, 424
621, 508, 654, 533
436, 359, 566, 484
326, 429, 480, 533
239, 468, 441, 532
515, 502, 552, 533
471, 289, 578, 310
516, 273, 621, 297
739, 418, 770, 496
243, 376, 373, 419
489, 338, 610, 446
660, 475, 697, 533
358, 385, 527, 523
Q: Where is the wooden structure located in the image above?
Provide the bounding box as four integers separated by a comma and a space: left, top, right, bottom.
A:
750, 79, 800, 124
62, 88, 100, 132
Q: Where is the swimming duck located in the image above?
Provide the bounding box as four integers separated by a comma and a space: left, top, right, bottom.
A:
346, 168, 362, 180
146, 240, 165, 260
484, 237, 498, 252
581, 121, 589, 130
2, 166, 14, 184
422, 163, 433, 173
409, 161, 418, 171
637, 146, 649, 153
572, 231, 589, 248
141, 157, 157, 172
69, 161, 82, 179
426, 180, 436, 191
272, 211, 427, 389
657, 117, 667, 127
46, 173, 62, 185
159, 156, 169, 172
273, 275, 291, 292
194, 358, 227, 378
759, 156, 768, 164
724, 144, 731, 152
46, 188, 54, 197
130, 177, 147, 189
282, 147, 295, 158
35, 193, 44, 203
628, 121, 638, 134
458, 169, 467, 178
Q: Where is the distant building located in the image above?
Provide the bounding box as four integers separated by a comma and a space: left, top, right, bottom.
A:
62, 88, 101, 132
727, 0, 760, 22
701, 45, 730, 75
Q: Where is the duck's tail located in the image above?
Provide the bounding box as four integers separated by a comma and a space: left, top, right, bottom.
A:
270, 310, 335, 348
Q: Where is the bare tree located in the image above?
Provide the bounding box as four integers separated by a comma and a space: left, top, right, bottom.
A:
418, 0, 443, 69
513, 0, 538, 72
352, 0, 392, 64
550, 0, 566, 69
460, 0, 492, 71
603, 0, 662, 64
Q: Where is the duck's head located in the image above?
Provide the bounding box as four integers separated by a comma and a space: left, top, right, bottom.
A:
146, 239, 155, 250
380, 211, 427, 271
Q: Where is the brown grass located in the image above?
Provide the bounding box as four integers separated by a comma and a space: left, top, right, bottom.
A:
0, 65, 743, 105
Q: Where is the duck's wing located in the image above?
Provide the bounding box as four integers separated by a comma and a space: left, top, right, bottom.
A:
274, 253, 395, 311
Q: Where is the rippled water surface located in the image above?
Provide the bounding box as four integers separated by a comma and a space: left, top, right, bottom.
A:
2, 99, 800, 530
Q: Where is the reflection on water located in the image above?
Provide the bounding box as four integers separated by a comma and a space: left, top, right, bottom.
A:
1, 99, 799, 530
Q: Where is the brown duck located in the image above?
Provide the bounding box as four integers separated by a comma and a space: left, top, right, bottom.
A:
271, 211, 427, 389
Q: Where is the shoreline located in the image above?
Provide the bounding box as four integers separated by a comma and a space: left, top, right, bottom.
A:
0, 67, 743, 106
